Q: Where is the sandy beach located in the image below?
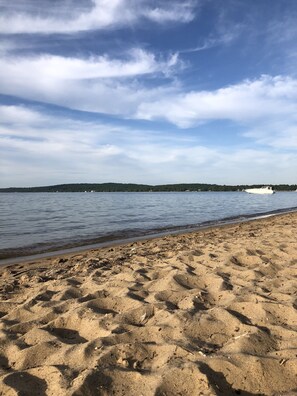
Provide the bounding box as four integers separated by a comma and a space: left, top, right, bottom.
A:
0, 212, 296, 395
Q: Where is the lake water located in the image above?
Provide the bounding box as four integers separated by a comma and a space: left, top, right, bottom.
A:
1, 191, 297, 261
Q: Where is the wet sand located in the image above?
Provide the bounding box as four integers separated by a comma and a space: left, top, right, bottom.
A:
0, 212, 296, 395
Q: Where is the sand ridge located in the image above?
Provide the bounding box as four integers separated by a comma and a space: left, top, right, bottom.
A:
0, 212, 297, 395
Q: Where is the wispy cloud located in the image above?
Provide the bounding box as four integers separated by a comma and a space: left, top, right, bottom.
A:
0, 49, 180, 114
0, 49, 179, 80
0, 0, 197, 34
144, 2, 196, 24
2, 42, 297, 139
244, 125, 297, 149
136, 75, 297, 127
3, 50, 297, 140
0, 105, 45, 125
1, 104, 297, 187
180, 24, 243, 53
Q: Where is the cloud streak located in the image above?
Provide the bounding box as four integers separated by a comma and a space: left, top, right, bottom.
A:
1, 104, 297, 187
1, 49, 179, 80
180, 24, 243, 53
136, 75, 297, 127
0, 0, 197, 34
2, 43, 297, 130
2, 47, 297, 155
0, 105, 45, 125
0, 49, 180, 115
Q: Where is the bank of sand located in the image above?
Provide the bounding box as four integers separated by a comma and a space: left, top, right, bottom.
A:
0, 212, 297, 395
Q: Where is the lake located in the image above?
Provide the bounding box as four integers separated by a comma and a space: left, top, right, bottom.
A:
1, 191, 297, 261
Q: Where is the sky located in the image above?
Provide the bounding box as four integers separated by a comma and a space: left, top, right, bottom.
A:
1, 0, 297, 187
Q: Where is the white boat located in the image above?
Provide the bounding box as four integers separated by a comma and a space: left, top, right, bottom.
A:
245, 186, 275, 195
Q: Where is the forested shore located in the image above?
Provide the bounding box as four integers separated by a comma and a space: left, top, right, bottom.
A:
1, 182, 297, 192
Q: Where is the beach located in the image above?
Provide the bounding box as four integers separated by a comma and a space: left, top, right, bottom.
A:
0, 212, 296, 395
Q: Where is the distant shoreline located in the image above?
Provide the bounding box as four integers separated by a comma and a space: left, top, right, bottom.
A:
1, 182, 297, 193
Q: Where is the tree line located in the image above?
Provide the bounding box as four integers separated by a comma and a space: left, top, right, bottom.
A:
1, 183, 297, 192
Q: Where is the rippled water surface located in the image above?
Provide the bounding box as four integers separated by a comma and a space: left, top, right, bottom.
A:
1, 192, 297, 259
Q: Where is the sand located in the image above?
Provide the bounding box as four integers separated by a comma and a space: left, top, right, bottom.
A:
0, 212, 297, 395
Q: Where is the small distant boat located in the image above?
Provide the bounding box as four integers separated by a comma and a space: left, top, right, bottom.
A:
245, 186, 275, 195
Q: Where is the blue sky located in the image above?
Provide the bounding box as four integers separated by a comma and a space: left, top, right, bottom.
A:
1, 0, 297, 187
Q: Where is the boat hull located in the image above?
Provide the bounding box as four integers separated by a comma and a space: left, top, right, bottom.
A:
245, 188, 275, 195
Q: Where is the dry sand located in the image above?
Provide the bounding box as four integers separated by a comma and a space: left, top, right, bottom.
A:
0, 212, 297, 395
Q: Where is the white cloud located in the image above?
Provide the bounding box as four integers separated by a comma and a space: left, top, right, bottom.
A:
0, 49, 179, 115
0, 105, 44, 125
144, 2, 196, 24
244, 126, 297, 149
136, 75, 297, 127
4, 47, 297, 128
181, 23, 243, 53
0, 104, 122, 146
124, 143, 215, 165
2, 53, 297, 150
1, 105, 297, 187
0, 105, 126, 187
0, 0, 197, 34
2, 54, 297, 153
2, 49, 178, 80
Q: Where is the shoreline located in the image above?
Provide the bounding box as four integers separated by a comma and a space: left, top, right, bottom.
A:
0, 211, 297, 394
1, 205, 297, 266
